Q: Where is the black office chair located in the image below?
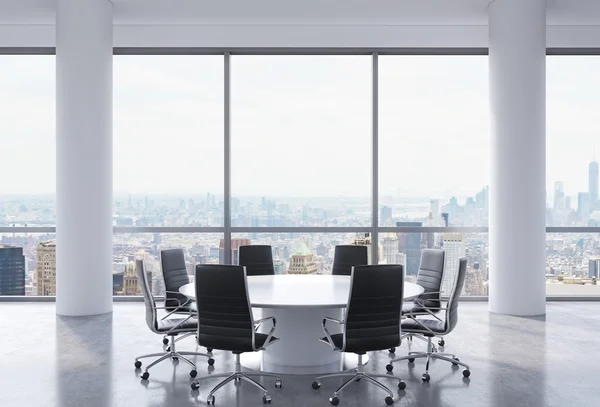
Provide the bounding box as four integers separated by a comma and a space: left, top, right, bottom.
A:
389, 249, 446, 353
159, 249, 205, 348
386, 258, 471, 382
312, 265, 406, 406
331, 245, 368, 276
239, 245, 275, 276
133, 258, 211, 380
190, 265, 282, 405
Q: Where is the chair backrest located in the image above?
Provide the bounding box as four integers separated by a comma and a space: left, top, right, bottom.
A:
160, 249, 190, 310
415, 249, 446, 309
444, 257, 468, 333
238, 245, 275, 276
343, 265, 404, 353
136, 257, 158, 333
332, 245, 368, 276
194, 265, 254, 352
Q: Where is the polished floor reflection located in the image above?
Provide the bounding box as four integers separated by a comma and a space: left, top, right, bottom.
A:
0, 302, 598, 407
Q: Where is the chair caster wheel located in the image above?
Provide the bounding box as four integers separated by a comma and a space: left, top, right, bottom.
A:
408, 358, 415, 363
207, 395, 215, 405
329, 396, 340, 406
422, 373, 430, 382
190, 369, 197, 378
263, 394, 272, 404
134, 360, 142, 369
141, 371, 149, 380
398, 380, 406, 390
385, 364, 393, 372
463, 369, 471, 378
389, 347, 396, 354
385, 396, 394, 405
438, 339, 445, 347
452, 358, 459, 366
208, 358, 215, 366
163, 338, 169, 345
191, 382, 199, 391
312, 381, 321, 389
165, 347, 171, 352
275, 379, 283, 389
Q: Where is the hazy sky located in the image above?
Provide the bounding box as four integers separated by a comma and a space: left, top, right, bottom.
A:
0, 54, 597, 202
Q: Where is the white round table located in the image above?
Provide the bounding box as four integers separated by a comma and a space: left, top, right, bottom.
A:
179, 275, 424, 374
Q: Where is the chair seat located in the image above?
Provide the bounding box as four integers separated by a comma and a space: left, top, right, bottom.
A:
401, 318, 446, 336
401, 301, 441, 316
322, 333, 398, 354
199, 333, 279, 354
157, 317, 198, 334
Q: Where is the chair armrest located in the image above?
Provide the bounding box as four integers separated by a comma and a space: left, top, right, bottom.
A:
321, 317, 345, 351
165, 314, 194, 335
253, 316, 277, 351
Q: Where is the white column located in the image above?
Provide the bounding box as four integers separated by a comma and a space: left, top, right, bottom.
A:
56, 0, 113, 316
489, 0, 546, 316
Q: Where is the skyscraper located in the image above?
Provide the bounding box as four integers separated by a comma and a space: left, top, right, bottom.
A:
0, 245, 25, 295
219, 238, 251, 265
440, 233, 466, 295
36, 240, 56, 296
589, 159, 598, 211
578, 192, 590, 221
396, 222, 422, 276
380, 206, 392, 226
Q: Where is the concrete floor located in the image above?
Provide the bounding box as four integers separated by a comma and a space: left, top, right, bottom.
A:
0, 302, 598, 407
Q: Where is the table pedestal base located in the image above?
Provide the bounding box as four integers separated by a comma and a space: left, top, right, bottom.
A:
241, 307, 369, 375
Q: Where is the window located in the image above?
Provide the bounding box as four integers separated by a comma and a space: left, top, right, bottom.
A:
231, 55, 372, 227
547, 56, 600, 227
113, 56, 224, 227
0, 56, 55, 227
378, 56, 489, 227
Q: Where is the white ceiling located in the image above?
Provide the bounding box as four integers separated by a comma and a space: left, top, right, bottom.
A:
2, 0, 600, 25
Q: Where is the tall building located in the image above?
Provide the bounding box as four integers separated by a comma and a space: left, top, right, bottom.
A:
554, 181, 565, 211
589, 259, 600, 278
287, 245, 317, 274
123, 263, 142, 295
36, 240, 56, 296
273, 259, 285, 275
381, 232, 399, 264
396, 222, 422, 276
589, 159, 599, 211
440, 233, 466, 295
578, 192, 590, 221
0, 245, 25, 295
219, 238, 251, 265
351, 233, 378, 264
380, 206, 392, 226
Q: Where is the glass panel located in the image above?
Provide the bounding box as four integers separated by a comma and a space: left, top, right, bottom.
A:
547, 56, 600, 226
231, 232, 368, 274
546, 233, 600, 296
0, 232, 56, 296
378, 56, 489, 227
113, 233, 224, 296
0, 56, 55, 227
114, 56, 224, 227
231, 55, 372, 227
378, 232, 489, 297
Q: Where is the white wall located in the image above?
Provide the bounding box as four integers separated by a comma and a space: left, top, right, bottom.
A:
2, 23, 600, 49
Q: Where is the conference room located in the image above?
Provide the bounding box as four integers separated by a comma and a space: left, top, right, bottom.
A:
1, 1, 600, 407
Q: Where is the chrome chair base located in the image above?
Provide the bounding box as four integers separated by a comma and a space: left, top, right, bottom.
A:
190, 354, 282, 405
135, 335, 212, 380
387, 336, 470, 382
312, 354, 404, 405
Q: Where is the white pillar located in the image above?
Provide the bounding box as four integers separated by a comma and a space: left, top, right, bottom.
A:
489, 0, 546, 316
56, 0, 113, 316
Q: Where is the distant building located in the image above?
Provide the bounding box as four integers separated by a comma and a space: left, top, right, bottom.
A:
464, 263, 486, 296
36, 240, 56, 296
440, 233, 466, 295
396, 222, 422, 276
273, 259, 285, 275
381, 232, 399, 265
123, 263, 142, 295
380, 206, 392, 226
0, 245, 25, 295
351, 233, 378, 264
578, 192, 590, 221
589, 259, 600, 278
219, 238, 251, 265
288, 245, 317, 274
589, 160, 599, 211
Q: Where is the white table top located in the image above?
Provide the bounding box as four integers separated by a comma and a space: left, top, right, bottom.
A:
179, 274, 424, 309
